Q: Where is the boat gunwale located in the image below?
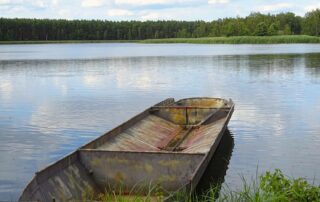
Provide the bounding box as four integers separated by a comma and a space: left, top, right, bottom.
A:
19, 151, 80, 201
19, 97, 234, 201
78, 148, 207, 155
187, 99, 235, 192
23, 97, 233, 183
80, 98, 176, 150
19, 98, 177, 199
175, 97, 227, 103
81, 97, 230, 151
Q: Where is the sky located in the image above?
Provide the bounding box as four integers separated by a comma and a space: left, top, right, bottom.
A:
0, 0, 320, 21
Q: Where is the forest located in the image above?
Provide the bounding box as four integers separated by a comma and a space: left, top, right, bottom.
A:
0, 9, 320, 41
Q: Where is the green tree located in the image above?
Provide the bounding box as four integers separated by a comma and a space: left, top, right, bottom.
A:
193, 22, 207, 37
303, 9, 320, 36
268, 23, 278, 35
283, 24, 291, 35
177, 28, 189, 38
225, 22, 237, 36
0, 11, 316, 41
276, 12, 301, 34
255, 22, 268, 36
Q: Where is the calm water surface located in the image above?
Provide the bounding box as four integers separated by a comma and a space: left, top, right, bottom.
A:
0, 43, 320, 200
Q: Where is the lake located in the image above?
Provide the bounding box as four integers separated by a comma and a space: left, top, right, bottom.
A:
0, 43, 320, 200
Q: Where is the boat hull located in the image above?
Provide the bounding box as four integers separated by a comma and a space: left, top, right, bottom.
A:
19, 97, 234, 201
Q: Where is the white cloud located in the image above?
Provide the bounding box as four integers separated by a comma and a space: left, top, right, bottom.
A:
81, 0, 104, 7
6, 4, 25, 13
52, 0, 58, 6
58, 9, 70, 17
107, 8, 133, 16
0, 0, 316, 21
0, 0, 49, 8
0, 0, 11, 5
115, 0, 165, 5
114, 0, 195, 6
208, 0, 229, 4
304, 3, 320, 12
140, 12, 162, 20
258, 3, 293, 13
30, 0, 47, 8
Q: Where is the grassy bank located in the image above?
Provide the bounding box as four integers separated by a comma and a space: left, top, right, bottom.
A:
84, 169, 320, 202
1, 35, 320, 45
142, 35, 320, 44
0, 39, 138, 44
186, 169, 320, 202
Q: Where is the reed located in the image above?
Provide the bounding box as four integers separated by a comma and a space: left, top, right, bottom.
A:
172, 169, 320, 202
2, 35, 320, 45
141, 35, 320, 44
83, 169, 320, 202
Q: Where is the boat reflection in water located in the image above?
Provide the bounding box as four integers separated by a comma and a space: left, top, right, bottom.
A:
196, 129, 234, 197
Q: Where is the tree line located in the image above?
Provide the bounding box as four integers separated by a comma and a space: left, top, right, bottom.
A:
0, 9, 320, 41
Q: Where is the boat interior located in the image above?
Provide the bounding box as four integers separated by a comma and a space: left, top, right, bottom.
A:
19, 97, 234, 201
81, 97, 233, 153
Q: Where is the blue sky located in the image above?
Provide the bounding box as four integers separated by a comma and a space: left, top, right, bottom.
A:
0, 0, 319, 21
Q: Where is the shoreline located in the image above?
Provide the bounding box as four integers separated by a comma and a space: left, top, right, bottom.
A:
1, 35, 320, 45
142, 35, 320, 44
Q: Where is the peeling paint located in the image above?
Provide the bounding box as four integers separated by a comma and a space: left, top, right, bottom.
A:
19, 97, 234, 201
157, 175, 177, 183
106, 157, 130, 164
91, 158, 102, 166
114, 172, 125, 182
144, 164, 153, 173
158, 159, 190, 169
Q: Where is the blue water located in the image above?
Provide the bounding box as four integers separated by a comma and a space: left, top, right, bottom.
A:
0, 43, 320, 200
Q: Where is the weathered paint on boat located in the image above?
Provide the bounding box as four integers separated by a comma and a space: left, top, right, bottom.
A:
19, 97, 234, 201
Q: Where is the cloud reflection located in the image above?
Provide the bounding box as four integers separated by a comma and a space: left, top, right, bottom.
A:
1, 47, 320, 200
0, 80, 13, 102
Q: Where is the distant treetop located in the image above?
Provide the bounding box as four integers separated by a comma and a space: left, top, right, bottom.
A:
0, 9, 319, 41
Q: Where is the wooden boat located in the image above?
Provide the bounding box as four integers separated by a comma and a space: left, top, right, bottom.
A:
19, 97, 234, 201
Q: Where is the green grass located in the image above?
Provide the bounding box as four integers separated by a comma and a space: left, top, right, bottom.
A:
180, 169, 320, 202
141, 35, 320, 44
1, 35, 320, 45
83, 169, 320, 202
